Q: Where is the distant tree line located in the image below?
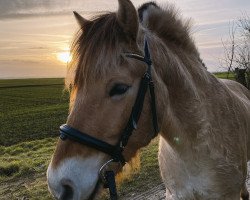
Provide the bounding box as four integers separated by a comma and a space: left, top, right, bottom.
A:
221, 14, 250, 89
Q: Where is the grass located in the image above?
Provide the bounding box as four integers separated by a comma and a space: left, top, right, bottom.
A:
213, 71, 235, 80
0, 138, 56, 180
0, 137, 160, 199
0, 78, 67, 199
0, 137, 56, 199
118, 139, 161, 196
0, 78, 68, 145
0, 73, 236, 199
0, 78, 64, 88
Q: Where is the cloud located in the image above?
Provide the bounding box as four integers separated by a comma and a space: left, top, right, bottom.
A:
0, 0, 117, 20
0, 58, 40, 64
1, 0, 250, 20
0, 0, 78, 19
0, 0, 52, 19
0, 11, 71, 20
28, 46, 47, 50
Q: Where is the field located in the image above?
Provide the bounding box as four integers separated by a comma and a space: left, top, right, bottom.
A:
213, 71, 235, 80
0, 78, 68, 146
0, 78, 161, 199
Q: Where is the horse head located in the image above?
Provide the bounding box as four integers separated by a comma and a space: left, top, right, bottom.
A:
47, 0, 165, 199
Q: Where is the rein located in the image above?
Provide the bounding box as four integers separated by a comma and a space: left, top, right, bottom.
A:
59, 39, 158, 199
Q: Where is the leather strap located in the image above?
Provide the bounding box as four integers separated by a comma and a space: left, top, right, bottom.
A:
105, 171, 118, 200
149, 80, 159, 135
119, 72, 151, 148
60, 124, 125, 163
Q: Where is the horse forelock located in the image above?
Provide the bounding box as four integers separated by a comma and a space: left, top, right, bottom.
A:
66, 12, 139, 92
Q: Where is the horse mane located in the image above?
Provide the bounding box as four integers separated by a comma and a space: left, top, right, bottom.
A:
66, 2, 206, 91
138, 2, 199, 57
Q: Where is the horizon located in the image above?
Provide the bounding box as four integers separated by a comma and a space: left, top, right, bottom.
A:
0, 0, 250, 79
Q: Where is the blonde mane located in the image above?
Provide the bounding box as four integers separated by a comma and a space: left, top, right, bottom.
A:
66, 4, 204, 91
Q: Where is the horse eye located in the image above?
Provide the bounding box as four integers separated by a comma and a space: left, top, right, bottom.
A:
109, 84, 130, 97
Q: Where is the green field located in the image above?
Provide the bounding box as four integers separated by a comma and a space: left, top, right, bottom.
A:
0, 78, 68, 146
0, 78, 161, 199
213, 72, 235, 80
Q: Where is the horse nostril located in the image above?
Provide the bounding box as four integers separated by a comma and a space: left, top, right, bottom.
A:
61, 184, 74, 200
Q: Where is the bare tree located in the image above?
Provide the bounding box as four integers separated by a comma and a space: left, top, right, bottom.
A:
221, 22, 237, 79
221, 14, 250, 89
238, 14, 250, 88
238, 14, 250, 36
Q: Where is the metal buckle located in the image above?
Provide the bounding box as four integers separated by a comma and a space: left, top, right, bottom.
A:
99, 159, 122, 187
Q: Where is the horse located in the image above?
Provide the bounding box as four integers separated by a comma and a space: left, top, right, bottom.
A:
47, 0, 250, 199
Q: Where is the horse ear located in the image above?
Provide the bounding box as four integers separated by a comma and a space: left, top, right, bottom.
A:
73, 11, 89, 28
117, 0, 138, 41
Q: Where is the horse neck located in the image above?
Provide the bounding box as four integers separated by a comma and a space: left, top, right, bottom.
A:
147, 34, 212, 148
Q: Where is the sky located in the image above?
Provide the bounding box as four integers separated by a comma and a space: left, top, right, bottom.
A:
0, 0, 249, 79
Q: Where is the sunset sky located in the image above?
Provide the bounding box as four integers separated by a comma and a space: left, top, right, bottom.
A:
0, 0, 249, 79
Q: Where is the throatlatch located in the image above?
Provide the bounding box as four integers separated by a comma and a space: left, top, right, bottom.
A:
59, 38, 158, 199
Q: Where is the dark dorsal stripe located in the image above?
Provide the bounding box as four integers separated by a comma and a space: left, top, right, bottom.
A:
138, 2, 160, 23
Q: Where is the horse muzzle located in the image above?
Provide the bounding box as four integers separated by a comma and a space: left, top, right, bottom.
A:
47, 156, 105, 200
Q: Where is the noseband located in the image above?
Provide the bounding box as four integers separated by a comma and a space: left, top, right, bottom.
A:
59, 39, 158, 199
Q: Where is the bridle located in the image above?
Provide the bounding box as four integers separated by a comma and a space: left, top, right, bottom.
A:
59, 38, 159, 199
59, 38, 158, 199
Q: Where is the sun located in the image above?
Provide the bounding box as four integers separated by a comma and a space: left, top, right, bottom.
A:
57, 52, 72, 63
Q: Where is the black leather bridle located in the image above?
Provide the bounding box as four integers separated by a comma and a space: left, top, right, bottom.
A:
59, 39, 159, 200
